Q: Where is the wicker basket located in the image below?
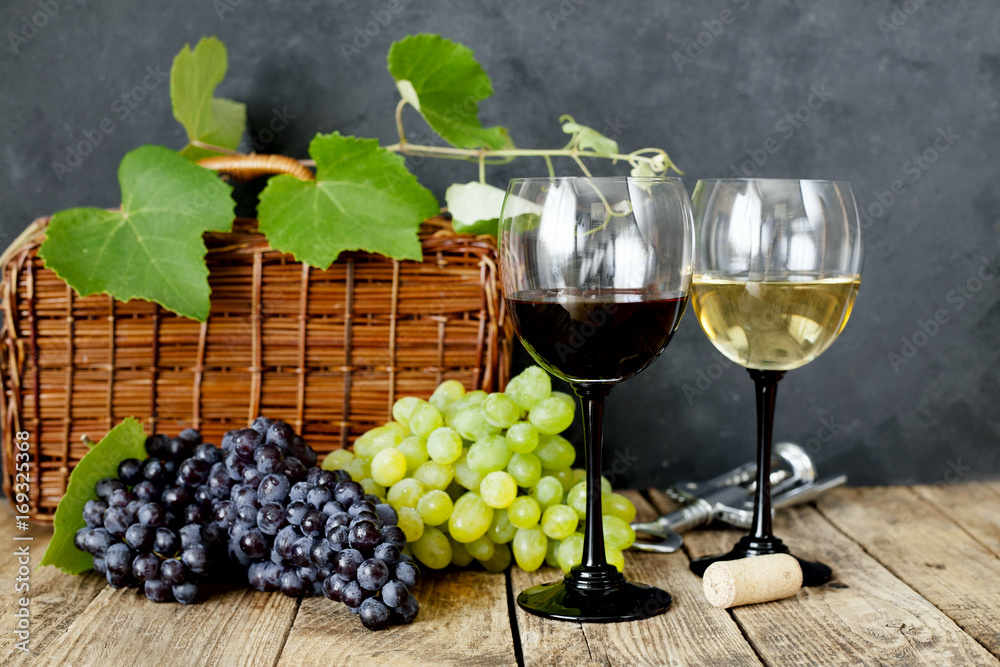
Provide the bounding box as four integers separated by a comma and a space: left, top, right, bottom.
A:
0, 155, 512, 522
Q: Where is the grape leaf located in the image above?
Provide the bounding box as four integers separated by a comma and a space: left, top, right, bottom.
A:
39, 418, 148, 574
445, 181, 506, 236
171, 36, 246, 160
387, 34, 510, 150
560, 115, 619, 155
257, 132, 439, 268
39, 145, 235, 322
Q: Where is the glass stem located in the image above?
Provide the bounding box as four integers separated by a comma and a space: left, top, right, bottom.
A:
574, 382, 613, 570
747, 369, 786, 541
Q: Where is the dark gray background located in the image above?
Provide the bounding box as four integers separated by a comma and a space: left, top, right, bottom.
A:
2, 0, 998, 487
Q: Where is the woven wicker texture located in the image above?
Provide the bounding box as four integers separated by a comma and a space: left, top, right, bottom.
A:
0, 214, 511, 522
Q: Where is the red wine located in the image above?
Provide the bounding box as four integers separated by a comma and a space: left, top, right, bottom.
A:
506, 289, 688, 382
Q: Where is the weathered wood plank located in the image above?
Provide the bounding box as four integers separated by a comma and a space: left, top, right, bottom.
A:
816, 485, 1000, 659
511, 491, 762, 667
37, 583, 300, 667
278, 569, 517, 667
0, 508, 107, 666
911, 482, 1000, 558
653, 489, 999, 667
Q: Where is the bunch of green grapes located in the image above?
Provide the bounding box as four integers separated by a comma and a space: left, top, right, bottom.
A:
321, 366, 637, 573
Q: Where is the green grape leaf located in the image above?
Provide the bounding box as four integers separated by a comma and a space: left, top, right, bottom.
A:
445, 181, 507, 236
257, 132, 440, 268
387, 34, 510, 150
39, 418, 148, 574
39, 145, 235, 322
171, 36, 246, 160
560, 115, 619, 155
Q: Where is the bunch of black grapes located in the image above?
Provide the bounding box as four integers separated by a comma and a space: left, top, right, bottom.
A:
74, 428, 226, 604
73, 418, 419, 630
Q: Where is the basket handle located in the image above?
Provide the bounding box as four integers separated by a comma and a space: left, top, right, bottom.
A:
197, 154, 314, 182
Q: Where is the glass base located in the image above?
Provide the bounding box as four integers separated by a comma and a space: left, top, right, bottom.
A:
688, 535, 833, 587
517, 565, 672, 622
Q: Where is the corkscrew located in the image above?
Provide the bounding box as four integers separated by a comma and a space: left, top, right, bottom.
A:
630, 442, 847, 553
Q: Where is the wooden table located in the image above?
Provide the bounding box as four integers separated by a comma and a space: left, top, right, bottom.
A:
3, 483, 999, 666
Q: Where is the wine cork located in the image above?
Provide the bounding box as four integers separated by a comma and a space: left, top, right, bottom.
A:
703, 554, 803, 608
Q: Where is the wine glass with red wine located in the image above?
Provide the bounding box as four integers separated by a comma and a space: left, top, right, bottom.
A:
687, 179, 862, 586
500, 177, 694, 622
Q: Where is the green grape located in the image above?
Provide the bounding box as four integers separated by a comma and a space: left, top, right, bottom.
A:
507, 452, 542, 488
528, 396, 575, 435
382, 421, 411, 441
572, 468, 586, 486
343, 457, 370, 482
371, 447, 408, 486
454, 450, 485, 491
600, 476, 613, 495
359, 477, 386, 499
414, 460, 454, 491
387, 478, 425, 510
602, 492, 637, 523
426, 426, 463, 464
355, 425, 402, 460
397, 436, 429, 475
513, 526, 548, 572
430, 379, 466, 413
535, 434, 576, 469
449, 535, 474, 567
505, 421, 539, 454
549, 391, 576, 412
416, 489, 453, 526
605, 546, 625, 573
504, 366, 551, 411
566, 482, 589, 519
409, 403, 444, 439
392, 396, 424, 428
479, 471, 518, 508
466, 435, 512, 475
481, 393, 522, 429
397, 506, 425, 542
465, 535, 496, 561
487, 508, 516, 544
448, 492, 494, 543
556, 533, 585, 573
480, 542, 512, 572
411, 526, 451, 569
546, 467, 576, 494
508, 496, 541, 529
321, 448, 354, 471
445, 390, 487, 423
541, 504, 578, 540
545, 537, 561, 568
449, 406, 500, 442
603, 515, 636, 550
530, 476, 564, 511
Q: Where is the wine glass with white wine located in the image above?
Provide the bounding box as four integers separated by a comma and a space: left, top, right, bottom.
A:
687, 178, 862, 586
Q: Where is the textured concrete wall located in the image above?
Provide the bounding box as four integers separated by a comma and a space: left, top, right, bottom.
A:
2, 0, 997, 486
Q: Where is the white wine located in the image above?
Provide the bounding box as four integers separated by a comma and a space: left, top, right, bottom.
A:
691, 276, 861, 371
